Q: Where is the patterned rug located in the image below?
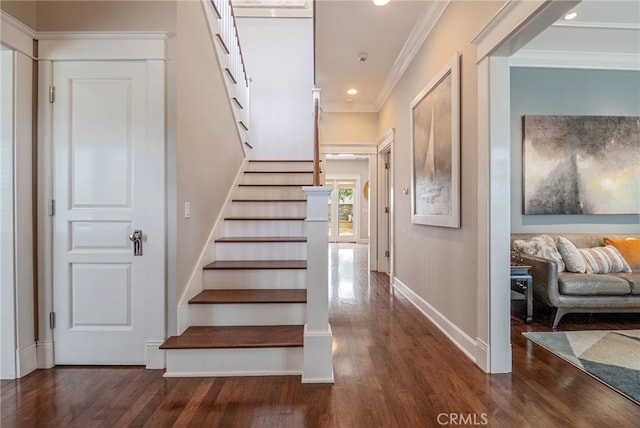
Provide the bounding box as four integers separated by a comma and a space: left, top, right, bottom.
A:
523, 330, 640, 404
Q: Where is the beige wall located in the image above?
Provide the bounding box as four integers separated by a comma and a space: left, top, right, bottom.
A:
0, 1, 36, 29
173, 0, 244, 326
378, 1, 504, 338
34, 1, 176, 32
320, 112, 378, 145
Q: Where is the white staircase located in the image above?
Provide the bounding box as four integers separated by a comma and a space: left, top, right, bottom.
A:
161, 160, 317, 377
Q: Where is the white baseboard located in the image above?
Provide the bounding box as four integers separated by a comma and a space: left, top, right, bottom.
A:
475, 339, 489, 372
392, 277, 477, 363
36, 340, 54, 369
17, 342, 37, 377
145, 340, 166, 369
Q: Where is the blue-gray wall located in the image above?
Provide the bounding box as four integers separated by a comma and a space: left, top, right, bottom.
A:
510, 67, 640, 233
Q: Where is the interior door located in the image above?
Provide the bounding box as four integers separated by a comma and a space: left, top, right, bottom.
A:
52, 61, 163, 364
327, 178, 357, 243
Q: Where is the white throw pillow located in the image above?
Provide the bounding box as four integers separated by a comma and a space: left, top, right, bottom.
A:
513, 234, 565, 272
556, 236, 586, 273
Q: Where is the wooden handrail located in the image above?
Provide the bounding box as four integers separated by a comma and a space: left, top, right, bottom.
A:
313, 98, 320, 186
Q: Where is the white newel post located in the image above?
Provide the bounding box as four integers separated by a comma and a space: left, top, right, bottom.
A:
302, 186, 334, 383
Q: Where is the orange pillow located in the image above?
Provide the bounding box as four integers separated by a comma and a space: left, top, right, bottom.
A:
603, 238, 640, 271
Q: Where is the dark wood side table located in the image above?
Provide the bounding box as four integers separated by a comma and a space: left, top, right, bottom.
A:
510, 262, 533, 324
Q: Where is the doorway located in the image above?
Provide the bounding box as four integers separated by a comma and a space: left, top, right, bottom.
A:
326, 177, 359, 243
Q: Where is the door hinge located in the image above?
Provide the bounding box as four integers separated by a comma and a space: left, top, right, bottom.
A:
384, 207, 389, 214
48, 199, 55, 216
384, 162, 390, 169
385, 250, 390, 257
49, 85, 55, 103
49, 312, 56, 329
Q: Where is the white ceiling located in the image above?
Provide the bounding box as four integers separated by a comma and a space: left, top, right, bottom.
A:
234, 0, 640, 113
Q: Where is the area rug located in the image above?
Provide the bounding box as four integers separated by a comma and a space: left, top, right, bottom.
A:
523, 330, 640, 404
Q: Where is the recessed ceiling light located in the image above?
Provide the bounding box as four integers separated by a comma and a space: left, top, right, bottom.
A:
373, 0, 390, 6
347, 88, 358, 95
563, 12, 578, 20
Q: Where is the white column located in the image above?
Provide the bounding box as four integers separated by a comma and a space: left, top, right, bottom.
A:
302, 186, 334, 383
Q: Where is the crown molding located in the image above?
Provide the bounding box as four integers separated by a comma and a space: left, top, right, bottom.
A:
36, 31, 170, 41
374, 0, 450, 111
552, 21, 640, 31
510, 49, 640, 71
320, 102, 379, 114
1, 11, 36, 57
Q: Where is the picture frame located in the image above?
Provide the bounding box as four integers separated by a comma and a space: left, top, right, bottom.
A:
522, 115, 640, 215
410, 53, 460, 227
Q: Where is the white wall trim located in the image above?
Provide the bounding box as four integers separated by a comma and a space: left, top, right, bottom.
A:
473, 0, 581, 61
471, 0, 584, 374
38, 35, 167, 368
392, 277, 477, 363
0, 11, 35, 57
176, 159, 248, 334
552, 20, 640, 31
145, 340, 166, 369
37, 31, 169, 40
375, 0, 450, 110
17, 343, 37, 377
36, 340, 54, 369
376, 129, 394, 278
510, 49, 640, 71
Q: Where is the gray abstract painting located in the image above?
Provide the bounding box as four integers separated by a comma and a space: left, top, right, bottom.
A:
413, 72, 452, 216
523, 115, 640, 215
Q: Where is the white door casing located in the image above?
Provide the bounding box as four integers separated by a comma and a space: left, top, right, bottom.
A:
52, 60, 164, 365
37, 33, 168, 369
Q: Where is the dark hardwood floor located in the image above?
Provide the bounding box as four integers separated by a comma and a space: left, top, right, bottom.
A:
2, 244, 639, 427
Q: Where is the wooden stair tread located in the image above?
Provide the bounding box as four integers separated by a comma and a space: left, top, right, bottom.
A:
190, 289, 307, 304
224, 216, 306, 221
159, 325, 304, 350
215, 236, 307, 243
204, 260, 307, 270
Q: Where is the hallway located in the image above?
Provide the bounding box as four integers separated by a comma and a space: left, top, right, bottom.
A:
2, 244, 638, 427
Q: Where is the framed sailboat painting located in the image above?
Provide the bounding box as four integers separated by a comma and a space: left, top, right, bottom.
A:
410, 53, 460, 227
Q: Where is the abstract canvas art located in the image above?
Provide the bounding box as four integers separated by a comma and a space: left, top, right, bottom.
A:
522, 115, 640, 215
410, 54, 460, 227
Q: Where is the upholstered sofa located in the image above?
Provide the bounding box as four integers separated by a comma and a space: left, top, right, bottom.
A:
511, 233, 640, 328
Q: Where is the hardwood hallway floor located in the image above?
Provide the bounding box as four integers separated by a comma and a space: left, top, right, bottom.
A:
2, 244, 639, 427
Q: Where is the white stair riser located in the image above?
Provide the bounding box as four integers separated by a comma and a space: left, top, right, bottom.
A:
204, 269, 306, 289
242, 172, 313, 185
215, 242, 307, 261
189, 303, 306, 326
224, 220, 305, 237
230, 201, 306, 217
164, 347, 303, 377
235, 187, 306, 199
247, 162, 313, 172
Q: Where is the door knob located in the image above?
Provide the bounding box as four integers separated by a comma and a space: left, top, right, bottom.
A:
129, 230, 143, 256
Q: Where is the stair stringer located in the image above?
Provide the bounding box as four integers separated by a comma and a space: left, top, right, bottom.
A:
176, 158, 249, 335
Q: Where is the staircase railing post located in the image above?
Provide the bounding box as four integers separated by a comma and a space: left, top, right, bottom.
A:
302, 185, 334, 383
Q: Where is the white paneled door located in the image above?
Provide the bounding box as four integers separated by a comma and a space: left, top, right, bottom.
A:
52, 61, 164, 364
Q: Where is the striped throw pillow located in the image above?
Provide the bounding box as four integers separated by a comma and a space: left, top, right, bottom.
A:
579, 245, 632, 274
